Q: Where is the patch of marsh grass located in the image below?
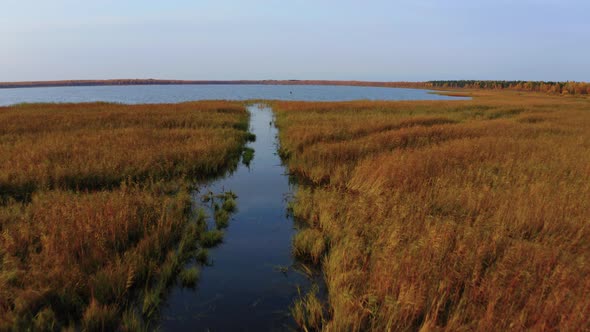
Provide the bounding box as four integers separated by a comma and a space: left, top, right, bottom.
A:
245, 132, 257, 142
82, 299, 119, 332
291, 285, 324, 332
214, 209, 230, 229
121, 308, 146, 332
276, 92, 590, 330
222, 196, 237, 213
179, 267, 200, 288
200, 230, 224, 248
292, 229, 326, 265
195, 248, 209, 265
242, 147, 255, 167
0, 101, 249, 329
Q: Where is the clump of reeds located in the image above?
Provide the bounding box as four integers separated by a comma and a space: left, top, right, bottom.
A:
200, 230, 225, 248
82, 299, 119, 332
291, 285, 325, 331
292, 228, 326, 264
179, 267, 200, 288
242, 147, 255, 167
245, 132, 257, 142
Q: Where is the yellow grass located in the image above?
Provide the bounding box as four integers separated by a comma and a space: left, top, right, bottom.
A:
0, 101, 249, 330
274, 91, 590, 331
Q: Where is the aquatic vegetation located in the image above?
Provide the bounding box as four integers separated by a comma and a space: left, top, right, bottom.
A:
179, 267, 200, 288
194, 248, 209, 265
275, 91, 590, 331
291, 285, 325, 332
120, 309, 144, 332
0, 101, 249, 329
141, 288, 162, 319
202, 190, 238, 229
222, 195, 237, 213
200, 230, 225, 248
245, 132, 257, 142
242, 147, 255, 167
214, 209, 231, 229
292, 228, 326, 264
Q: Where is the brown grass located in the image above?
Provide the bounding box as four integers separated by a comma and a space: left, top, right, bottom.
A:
0, 102, 248, 201
0, 101, 249, 330
274, 91, 590, 331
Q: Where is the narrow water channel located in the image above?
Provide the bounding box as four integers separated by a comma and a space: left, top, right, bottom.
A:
160, 105, 314, 331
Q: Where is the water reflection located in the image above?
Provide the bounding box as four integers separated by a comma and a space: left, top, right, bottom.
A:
160, 105, 320, 331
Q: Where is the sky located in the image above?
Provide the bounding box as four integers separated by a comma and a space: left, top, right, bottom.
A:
2, 0, 589, 82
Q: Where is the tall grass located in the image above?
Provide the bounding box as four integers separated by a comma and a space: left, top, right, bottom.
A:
0, 101, 249, 330
275, 91, 590, 331
0, 101, 248, 202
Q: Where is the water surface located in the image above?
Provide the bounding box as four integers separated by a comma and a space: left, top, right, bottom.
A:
160, 105, 312, 331
0, 84, 468, 106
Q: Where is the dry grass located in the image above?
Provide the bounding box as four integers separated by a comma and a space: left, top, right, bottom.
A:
0, 101, 248, 201
292, 285, 325, 331
274, 91, 590, 331
0, 101, 249, 330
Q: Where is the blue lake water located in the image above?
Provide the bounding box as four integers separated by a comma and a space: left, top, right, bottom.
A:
0, 84, 467, 106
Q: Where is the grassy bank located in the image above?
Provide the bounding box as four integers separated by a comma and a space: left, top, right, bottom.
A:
274, 91, 590, 331
0, 101, 249, 330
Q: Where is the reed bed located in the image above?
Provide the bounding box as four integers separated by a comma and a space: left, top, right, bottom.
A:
0, 101, 249, 330
274, 91, 590, 331
0, 102, 248, 201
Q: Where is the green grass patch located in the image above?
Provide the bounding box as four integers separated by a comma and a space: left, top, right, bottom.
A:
179, 267, 200, 288
200, 230, 224, 248
242, 147, 255, 167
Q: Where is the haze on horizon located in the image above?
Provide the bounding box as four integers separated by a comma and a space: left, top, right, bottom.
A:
2, 0, 589, 83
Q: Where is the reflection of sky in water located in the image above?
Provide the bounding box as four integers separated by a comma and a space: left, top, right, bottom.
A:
160, 106, 315, 331
0, 84, 469, 106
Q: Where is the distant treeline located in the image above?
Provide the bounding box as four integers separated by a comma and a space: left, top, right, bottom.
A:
427, 80, 590, 95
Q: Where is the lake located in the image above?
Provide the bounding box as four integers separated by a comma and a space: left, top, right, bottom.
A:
0, 84, 468, 106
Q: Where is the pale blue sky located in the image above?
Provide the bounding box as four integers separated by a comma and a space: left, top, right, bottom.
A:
2, 0, 588, 82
